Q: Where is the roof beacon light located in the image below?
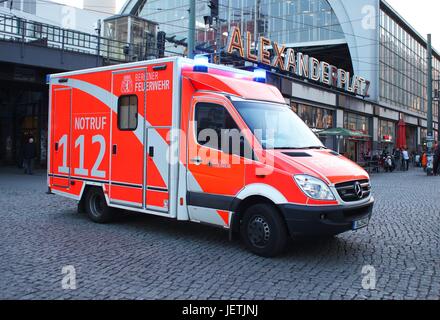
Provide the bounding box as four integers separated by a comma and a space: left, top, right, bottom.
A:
193, 54, 209, 73
253, 69, 267, 83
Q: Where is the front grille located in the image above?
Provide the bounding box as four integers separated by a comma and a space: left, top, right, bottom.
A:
335, 179, 371, 202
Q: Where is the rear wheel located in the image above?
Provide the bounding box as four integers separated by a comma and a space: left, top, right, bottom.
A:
240, 203, 288, 257
84, 188, 114, 223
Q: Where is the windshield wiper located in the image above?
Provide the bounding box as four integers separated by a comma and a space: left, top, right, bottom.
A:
305, 146, 327, 150
273, 146, 326, 150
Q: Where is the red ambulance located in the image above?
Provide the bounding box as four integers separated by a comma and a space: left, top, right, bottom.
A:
47, 56, 374, 257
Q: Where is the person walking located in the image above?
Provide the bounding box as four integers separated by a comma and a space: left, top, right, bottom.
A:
422, 151, 428, 172
23, 137, 37, 175
415, 153, 421, 168
402, 147, 410, 171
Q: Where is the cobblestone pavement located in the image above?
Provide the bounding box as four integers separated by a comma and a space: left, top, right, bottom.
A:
0, 167, 439, 300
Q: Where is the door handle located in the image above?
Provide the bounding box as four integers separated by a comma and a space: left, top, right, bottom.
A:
190, 157, 202, 165
112, 144, 117, 155
149, 146, 154, 157
55, 142, 59, 151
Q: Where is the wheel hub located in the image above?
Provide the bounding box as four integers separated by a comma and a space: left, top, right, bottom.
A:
248, 216, 270, 248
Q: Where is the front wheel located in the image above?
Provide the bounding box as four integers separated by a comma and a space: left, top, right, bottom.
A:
84, 188, 114, 223
240, 203, 288, 257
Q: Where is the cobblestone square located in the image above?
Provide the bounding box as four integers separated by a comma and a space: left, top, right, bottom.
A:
0, 167, 439, 300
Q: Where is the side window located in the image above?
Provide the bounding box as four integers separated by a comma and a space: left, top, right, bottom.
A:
195, 102, 243, 155
118, 95, 138, 131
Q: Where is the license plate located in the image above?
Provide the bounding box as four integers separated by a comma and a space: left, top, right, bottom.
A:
352, 217, 369, 230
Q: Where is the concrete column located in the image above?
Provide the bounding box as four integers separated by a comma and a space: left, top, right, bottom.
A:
336, 109, 344, 128
417, 126, 421, 146
372, 116, 379, 151
335, 109, 344, 153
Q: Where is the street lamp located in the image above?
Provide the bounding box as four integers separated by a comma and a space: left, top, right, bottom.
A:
336, 135, 343, 154
427, 34, 434, 176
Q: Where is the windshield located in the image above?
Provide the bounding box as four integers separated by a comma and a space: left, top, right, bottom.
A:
233, 100, 324, 150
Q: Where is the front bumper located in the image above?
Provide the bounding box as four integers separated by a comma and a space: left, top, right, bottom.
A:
279, 197, 374, 237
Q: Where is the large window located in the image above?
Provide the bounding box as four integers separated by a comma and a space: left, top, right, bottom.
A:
118, 95, 138, 131
130, 0, 345, 56
344, 112, 370, 135
291, 101, 334, 130
378, 120, 396, 142
379, 9, 440, 117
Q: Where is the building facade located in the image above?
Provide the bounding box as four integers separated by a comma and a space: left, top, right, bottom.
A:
121, 0, 440, 163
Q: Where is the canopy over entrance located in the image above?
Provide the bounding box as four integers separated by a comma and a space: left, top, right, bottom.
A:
318, 127, 370, 140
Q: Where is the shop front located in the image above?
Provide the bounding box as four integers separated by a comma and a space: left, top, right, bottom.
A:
343, 112, 372, 163
405, 125, 418, 153
378, 119, 396, 153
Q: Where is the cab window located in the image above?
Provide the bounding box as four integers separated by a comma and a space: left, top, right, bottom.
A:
195, 102, 242, 155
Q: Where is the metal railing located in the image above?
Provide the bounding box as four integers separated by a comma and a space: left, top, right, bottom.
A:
0, 13, 157, 63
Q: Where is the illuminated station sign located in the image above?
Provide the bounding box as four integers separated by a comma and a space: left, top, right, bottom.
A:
226, 27, 371, 97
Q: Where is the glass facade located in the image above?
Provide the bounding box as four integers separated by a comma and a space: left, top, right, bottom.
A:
219, 0, 344, 44
129, 0, 208, 55
290, 101, 334, 130
126, 0, 345, 55
378, 119, 396, 143
344, 112, 370, 135
379, 9, 440, 118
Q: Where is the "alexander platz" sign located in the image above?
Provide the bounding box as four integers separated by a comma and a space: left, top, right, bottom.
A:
226, 27, 371, 97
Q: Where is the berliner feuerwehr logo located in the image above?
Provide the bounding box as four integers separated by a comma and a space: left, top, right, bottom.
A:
121, 75, 133, 93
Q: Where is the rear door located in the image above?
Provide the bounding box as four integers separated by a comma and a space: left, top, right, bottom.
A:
143, 62, 174, 213
109, 68, 146, 208
51, 87, 72, 188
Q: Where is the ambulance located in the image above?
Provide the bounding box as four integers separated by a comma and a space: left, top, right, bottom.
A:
47, 56, 374, 257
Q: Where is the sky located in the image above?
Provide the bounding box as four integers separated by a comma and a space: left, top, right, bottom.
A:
51, 0, 125, 12
52, 0, 440, 50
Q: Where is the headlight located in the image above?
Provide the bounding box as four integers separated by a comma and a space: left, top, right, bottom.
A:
294, 175, 335, 200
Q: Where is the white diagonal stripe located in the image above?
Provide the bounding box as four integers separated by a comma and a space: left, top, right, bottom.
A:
59, 78, 169, 188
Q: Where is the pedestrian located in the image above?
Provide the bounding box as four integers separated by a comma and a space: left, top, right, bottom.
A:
433, 143, 440, 176
393, 148, 401, 170
402, 147, 410, 171
421, 151, 427, 172
415, 153, 421, 168
23, 137, 37, 175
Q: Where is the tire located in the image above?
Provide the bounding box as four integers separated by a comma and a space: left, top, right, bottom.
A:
84, 188, 114, 223
240, 203, 288, 257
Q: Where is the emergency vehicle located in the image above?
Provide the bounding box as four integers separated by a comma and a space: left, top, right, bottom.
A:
47, 56, 374, 257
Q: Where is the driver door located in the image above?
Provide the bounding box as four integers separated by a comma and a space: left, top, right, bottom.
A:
186, 96, 246, 227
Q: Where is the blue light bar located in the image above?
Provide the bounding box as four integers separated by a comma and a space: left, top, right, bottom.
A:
193, 54, 209, 73
45, 74, 51, 85
253, 69, 267, 83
